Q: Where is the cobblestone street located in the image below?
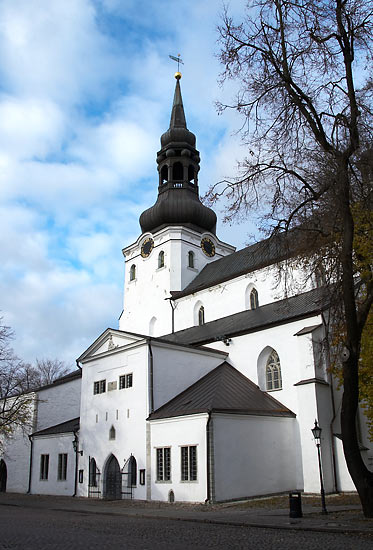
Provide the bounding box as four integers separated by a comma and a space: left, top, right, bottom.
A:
0, 500, 372, 550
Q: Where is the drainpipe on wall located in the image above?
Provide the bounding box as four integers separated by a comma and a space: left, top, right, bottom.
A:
166, 297, 176, 334
27, 435, 33, 494
73, 431, 79, 497
205, 412, 214, 504
148, 341, 154, 414
321, 311, 339, 493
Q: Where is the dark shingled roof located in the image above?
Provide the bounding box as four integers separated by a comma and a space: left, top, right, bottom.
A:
32, 417, 80, 437
164, 286, 327, 347
148, 362, 295, 420
172, 229, 309, 299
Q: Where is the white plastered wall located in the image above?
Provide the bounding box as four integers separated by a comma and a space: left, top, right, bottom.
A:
212, 414, 300, 501
36, 376, 81, 432
30, 433, 76, 496
149, 414, 208, 503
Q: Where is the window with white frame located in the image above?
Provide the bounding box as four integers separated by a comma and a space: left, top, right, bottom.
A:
57, 453, 68, 481
93, 379, 106, 394
156, 447, 171, 481
181, 445, 197, 481
119, 373, 133, 389
266, 350, 282, 390
40, 454, 49, 480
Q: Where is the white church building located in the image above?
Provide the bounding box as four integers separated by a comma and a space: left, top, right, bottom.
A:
1, 74, 372, 502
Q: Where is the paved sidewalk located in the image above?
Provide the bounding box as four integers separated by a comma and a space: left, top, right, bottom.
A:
0, 492, 372, 535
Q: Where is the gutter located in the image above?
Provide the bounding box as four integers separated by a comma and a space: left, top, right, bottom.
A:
27, 435, 33, 494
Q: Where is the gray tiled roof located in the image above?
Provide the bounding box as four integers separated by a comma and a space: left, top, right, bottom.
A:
172, 230, 305, 299
148, 362, 295, 420
32, 417, 80, 437
163, 286, 327, 347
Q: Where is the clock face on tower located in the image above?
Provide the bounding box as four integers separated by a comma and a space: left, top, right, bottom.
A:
201, 237, 215, 257
141, 237, 154, 258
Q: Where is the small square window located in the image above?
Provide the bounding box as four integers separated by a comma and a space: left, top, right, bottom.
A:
119, 373, 133, 389
93, 379, 106, 394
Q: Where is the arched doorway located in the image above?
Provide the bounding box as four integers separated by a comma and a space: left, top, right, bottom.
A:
0, 460, 7, 492
103, 455, 121, 500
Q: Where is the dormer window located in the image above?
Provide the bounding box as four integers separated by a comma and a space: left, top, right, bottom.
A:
158, 251, 165, 268
188, 251, 195, 268
130, 264, 136, 281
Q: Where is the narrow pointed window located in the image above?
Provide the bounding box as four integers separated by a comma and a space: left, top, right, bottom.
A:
250, 288, 259, 309
198, 306, 205, 326
173, 162, 183, 180
109, 425, 116, 440
188, 251, 195, 268
266, 350, 282, 391
188, 165, 195, 184
130, 264, 136, 281
161, 165, 168, 184
89, 458, 97, 487
158, 251, 165, 268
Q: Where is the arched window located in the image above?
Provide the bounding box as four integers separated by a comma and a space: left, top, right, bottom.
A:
128, 455, 137, 487
188, 251, 195, 268
109, 425, 116, 440
188, 165, 194, 184
250, 288, 259, 309
198, 306, 205, 326
130, 264, 136, 281
161, 165, 168, 184
149, 316, 157, 336
173, 162, 183, 180
89, 458, 97, 487
158, 250, 165, 268
266, 350, 282, 391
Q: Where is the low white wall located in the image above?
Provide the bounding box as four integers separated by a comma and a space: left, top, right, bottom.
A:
30, 434, 76, 496
213, 414, 300, 502
150, 415, 208, 503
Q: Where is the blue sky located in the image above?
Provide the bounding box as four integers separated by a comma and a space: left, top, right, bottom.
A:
0, 0, 258, 367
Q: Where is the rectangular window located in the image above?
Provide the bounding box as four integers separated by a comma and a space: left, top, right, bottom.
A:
139, 469, 145, 485
93, 379, 106, 394
181, 446, 197, 481
119, 373, 133, 389
156, 447, 171, 481
58, 453, 68, 481
79, 469, 84, 484
40, 454, 49, 480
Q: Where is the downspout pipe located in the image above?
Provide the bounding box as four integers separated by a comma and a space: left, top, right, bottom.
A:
27, 435, 33, 494
166, 297, 176, 334
73, 431, 79, 497
205, 411, 212, 504
148, 340, 154, 414
321, 311, 339, 493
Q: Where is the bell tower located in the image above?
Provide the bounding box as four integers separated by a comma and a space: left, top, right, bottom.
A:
119, 73, 235, 336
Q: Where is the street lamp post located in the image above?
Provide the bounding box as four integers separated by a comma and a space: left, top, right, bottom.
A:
311, 420, 328, 515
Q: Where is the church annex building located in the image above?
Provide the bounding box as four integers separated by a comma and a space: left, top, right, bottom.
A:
1, 74, 372, 503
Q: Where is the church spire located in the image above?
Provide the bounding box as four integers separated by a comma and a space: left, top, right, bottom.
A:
169, 74, 187, 129
139, 75, 217, 235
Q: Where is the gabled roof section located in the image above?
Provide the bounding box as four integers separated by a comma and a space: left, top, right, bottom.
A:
148, 362, 295, 420
32, 417, 80, 437
77, 328, 145, 363
164, 286, 327, 347
172, 229, 310, 299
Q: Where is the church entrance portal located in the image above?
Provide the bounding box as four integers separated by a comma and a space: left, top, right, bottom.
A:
0, 460, 7, 492
103, 455, 121, 500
